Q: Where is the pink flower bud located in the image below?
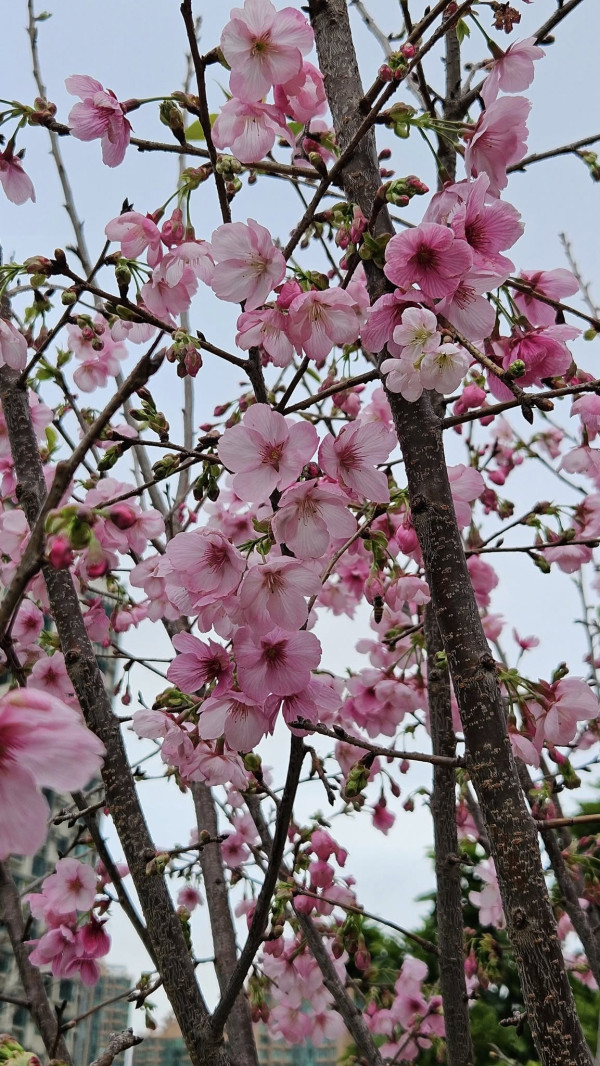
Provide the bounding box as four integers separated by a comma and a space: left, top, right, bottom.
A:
108, 503, 137, 530
47, 535, 74, 569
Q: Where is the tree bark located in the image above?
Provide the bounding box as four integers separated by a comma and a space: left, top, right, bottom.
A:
425, 605, 474, 1066
308, 2, 592, 1061
192, 783, 259, 1066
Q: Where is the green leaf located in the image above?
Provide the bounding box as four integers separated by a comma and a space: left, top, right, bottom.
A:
456, 18, 471, 45
185, 115, 218, 142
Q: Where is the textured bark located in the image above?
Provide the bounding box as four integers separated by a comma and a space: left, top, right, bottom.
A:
192, 782, 259, 1066
308, 2, 592, 1061
0, 366, 231, 1066
425, 605, 474, 1066
0, 862, 73, 1065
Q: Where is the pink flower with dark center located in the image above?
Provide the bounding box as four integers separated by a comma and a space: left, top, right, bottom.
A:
0, 319, 27, 371
481, 37, 545, 106
41, 859, 97, 915
218, 403, 318, 502
502, 323, 578, 387
236, 307, 294, 367
272, 479, 357, 559
318, 420, 395, 502
212, 98, 293, 164
66, 75, 133, 167
274, 61, 327, 124
287, 288, 367, 364
464, 96, 531, 196
210, 219, 286, 310
105, 211, 163, 267
12, 600, 44, 648
239, 556, 321, 632
0, 688, 105, 859
167, 634, 233, 694
234, 626, 321, 700
435, 269, 500, 342
448, 175, 523, 274
161, 528, 245, 611
384, 223, 472, 300
221, 0, 314, 102
177, 885, 204, 911
29, 652, 74, 702
0, 145, 35, 204
78, 916, 111, 958
513, 268, 579, 327
197, 690, 271, 751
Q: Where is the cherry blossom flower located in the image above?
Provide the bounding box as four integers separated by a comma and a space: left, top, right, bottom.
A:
392, 306, 440, 361
287, 288, 367, 364
435, 269, 499, 342
12, 600, 44, 648
464, 96, 531, 196
380, 350, 425, 402
105, 211, 163, 266
234, 626, 322, 700
29, 652, 75, 703
212, 98, 293, 164
571, 394, 600, 440
41, 859, 97, 915
274, 61, 327, 123
272, 479, 357, 559
160, 528, 245, 612
448, 464, 485, 528
141, 243, 213, 322
0, 319, 28, 371
318, 420, 394, 503
66, 75, 133, 167
236, 307, 294, 366
467, 555, 499, 607
239, 556, 321, 632
469, 860, 505, 928
197, 690, 271, 751
361, 290, 426, 357
167, 634, 233, 694
220, 0, 314, 102
0, 688, 105, 859
0, 145, 35, 204
420, 342, 470, 395
481, 37, 545, 106
445, 175, 524, 274
177, 885, 204, 911
210, 219, 286, 310
542, 678, 599, 746
384, 222, 472, 300
512, 267, 579, 327
218, 403, 318, 502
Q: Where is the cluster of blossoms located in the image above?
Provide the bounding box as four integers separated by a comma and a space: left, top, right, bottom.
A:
27, 859, 112, 986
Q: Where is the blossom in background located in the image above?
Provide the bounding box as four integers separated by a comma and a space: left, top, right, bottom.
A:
66, 75, 133, 167
481, 37, 545, 106
0, 688, 105, 859
0, 319, 28, 371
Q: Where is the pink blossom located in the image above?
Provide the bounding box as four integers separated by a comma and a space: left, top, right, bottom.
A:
274, 61, 327, 123
464, 97, 531, 196
78, 916, 111, 958
177, 885, 204, 911
85, 479, 164, 554
447, 175, 524, 274
571, 394, 600, 440
448, 463, 485, 528
12, 600, 44, 648
29, 652, 74, 702
469, 860, 505, 928
236, 307, 293, 366
513, 268, 579, 327
167, 634, 233, 694
187, 744, 248, 790
420, 343, 470, 395
384, 222, 472, 300
542, 678, 599, 746
197, 690, 270, 751
0, 319, 28, 371
41, 859, 97, 915
105, 211, 163, 267
239, 556, 321, 632
66, 75, 132, 167
0, 688, 105, 859
481, 37, 545, 106
500, 323, 578, 388
221, 0, 313, 102
212, 98, 293, 164
372, 800, 395, 834
362, 290, 426, 357
141, 242, 213, 322
318, 420, 394, 503
210, 219, 286, 310
392, 306, 440, 361
234, 626, 321, 700
380, 350, 424, 402
218, 403, 318, 502
272, 479, 357, 559
467, 554, 499, 607
0, 145, 35, 205
287, 288, 367, 364
160, 528, 245, 612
